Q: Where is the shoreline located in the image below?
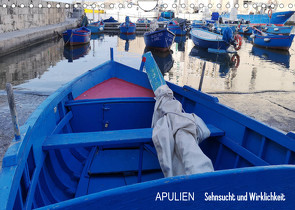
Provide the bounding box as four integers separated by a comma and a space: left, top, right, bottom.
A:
0, 18, 78, 58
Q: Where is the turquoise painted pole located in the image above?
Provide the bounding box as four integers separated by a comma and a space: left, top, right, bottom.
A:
142, 52, 166, 92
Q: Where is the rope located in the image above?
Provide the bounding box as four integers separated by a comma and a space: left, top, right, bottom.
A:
65, 31, 73, 46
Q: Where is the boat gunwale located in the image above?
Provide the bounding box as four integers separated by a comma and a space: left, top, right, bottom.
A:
36, 165, 295, 209
190, 29, 224, 42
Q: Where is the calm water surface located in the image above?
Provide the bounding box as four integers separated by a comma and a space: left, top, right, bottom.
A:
0, 33, 295, 94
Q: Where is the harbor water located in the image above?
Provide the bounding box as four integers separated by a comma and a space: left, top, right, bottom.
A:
1, 32, 295, 164
1, 34, 295, 93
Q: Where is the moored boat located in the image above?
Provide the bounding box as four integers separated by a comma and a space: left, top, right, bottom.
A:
251, 28, 295, 50
144, 29, 175, 51
119, 16, 136, 35
1, 49, 295, 209
259, 25, 293, 35
62, 27, 91, 46
167, 20, 187, 36
190, 28, 242, 52
103, 16, 118, 23
87, 20, 105, 34
237, 24, 254, 35
221, 10, 295, 25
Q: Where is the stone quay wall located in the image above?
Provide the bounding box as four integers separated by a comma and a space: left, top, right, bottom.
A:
0, 0, 70, 33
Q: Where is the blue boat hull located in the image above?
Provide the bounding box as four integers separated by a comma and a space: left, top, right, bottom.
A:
221, 11, 295, 25
253, 33, 295, 50
103, 17, 118, 22
144, 29, 175, 51
119, 23, 136, 35
87, 22, 105, 34
167, 25, 186, 36
190, 29, 230, 51
237, 25, 254, 35
260, 25, 293, 35
1, 49, 295, 209
62, 27, 91, 46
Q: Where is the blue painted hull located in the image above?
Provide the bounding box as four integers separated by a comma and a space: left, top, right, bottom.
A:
221, 11, 295, 25
87, 21, 105, 33
190, 29, 230, 51
215, 25, 236, 34
167, 25, 186, 36
144, 29, 175, 51
253, 33, 295, 50
259, 25, 293, 35
62, 27, 91, 46
237, 25, 254, 35
119, 22, 136, 34
103, 17, 118, 22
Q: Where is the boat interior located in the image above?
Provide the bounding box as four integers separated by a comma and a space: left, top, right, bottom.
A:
3, 56, 295, 209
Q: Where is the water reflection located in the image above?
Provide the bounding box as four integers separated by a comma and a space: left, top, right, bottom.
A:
144, 47, 174, 74
0, 39, 64, 90
91, 34, 105, 40
174, 36, 187, 52
189, 46, 240, 77
0, 34, 294, 93
119, 34, 136, 52
63, 43, 91, 62
251, 46, 291, 68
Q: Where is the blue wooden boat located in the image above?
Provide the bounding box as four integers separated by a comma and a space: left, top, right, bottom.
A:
1, 48, 295, 209
119, 17, 136, 35
259, 25, 293, 35
214, 24, 236, 35
63, 43, 91, 62
191, 20, 206, 29
237, 24, 254, 35
137, 18, 151, 24
221, 11, 295, 25
144, 29, 175, 51
157, 17, 170, 22
103, 16, 118, 23
161, 10, 174, 19
167, 20, 186, 36
190, 28, 240, 52
87, 20, 105, 34
62, 27, 91, 46
252, 29, 295, 50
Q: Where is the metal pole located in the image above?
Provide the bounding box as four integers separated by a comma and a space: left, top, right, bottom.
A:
198, 62, 206, 91
110, 48, 114, 61
6, 83, 21, 141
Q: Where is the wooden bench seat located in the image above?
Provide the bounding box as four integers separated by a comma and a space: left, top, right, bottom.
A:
43, 124, 224, 150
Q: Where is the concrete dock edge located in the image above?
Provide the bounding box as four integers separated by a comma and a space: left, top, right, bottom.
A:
0, 18, 79, 57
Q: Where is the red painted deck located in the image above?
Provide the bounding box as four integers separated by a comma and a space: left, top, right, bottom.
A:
75, 78, 155, 100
